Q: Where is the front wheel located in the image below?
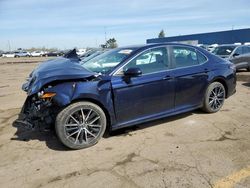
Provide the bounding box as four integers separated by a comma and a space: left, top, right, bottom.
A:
55, 101, 107, 149
202, 82, 225, 113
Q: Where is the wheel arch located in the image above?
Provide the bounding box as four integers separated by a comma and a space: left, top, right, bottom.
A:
210, 77, 228, 98
70, 97, 112, 132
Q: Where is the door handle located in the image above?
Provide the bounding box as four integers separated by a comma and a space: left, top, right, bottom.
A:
163, 75, 173, 80
204, 68, 209, 73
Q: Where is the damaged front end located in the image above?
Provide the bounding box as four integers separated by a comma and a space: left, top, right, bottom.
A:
16, 90, 59, 131
15, 55, 99, 131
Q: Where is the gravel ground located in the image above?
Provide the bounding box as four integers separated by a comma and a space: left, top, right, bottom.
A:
0, 61, 249, 188
0, 56, 55, 64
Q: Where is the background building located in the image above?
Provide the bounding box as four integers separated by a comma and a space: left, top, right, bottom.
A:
147, 28, 250, 45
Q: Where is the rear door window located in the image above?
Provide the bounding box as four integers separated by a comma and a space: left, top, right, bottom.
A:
172, 46, 205, 68
197, 51, 207, 64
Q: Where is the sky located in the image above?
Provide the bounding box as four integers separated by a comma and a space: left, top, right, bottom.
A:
0, 0, 250, 50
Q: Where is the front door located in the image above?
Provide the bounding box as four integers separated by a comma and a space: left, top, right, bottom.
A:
111, 47, 175, 125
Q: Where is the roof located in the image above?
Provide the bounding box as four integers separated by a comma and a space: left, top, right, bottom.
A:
119, 42, 197, 50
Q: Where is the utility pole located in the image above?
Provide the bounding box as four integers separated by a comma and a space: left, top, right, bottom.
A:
231, 25, 235, 44
104, 26, 107, 43
8, 40, 11, 51
95, 38, 98, 48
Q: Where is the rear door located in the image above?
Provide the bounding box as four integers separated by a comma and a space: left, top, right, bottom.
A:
169, 45, 209, 110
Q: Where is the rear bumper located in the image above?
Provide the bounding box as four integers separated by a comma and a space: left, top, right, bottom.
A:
226, 72, 237, 98
228, 87, 236, 98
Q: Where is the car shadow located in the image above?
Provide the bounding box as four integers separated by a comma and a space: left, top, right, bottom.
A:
12, 109, 204, 151
12, 120, 69, 151
105, 110, 202, 138
236, 69, 248, 73
242, 82, 250, 87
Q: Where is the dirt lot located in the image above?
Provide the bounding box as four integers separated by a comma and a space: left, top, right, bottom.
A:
0, 59, 249, 188
0, 56, 54, 65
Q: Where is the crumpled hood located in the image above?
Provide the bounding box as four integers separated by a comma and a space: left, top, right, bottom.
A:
22, 57, 97, 95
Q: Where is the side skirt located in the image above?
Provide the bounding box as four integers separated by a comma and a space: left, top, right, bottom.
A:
111, 104, 202, 131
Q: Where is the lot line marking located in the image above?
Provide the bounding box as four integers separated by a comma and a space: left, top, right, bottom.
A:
214, 166, 250, 188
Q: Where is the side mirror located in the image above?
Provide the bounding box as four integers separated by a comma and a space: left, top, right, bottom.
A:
124, 67, 142, 77
233, 53, 240, 57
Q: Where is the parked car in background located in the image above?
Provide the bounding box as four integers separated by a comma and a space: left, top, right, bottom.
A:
80, 50, 107, 63
2, 52, 16, 58
229, 53, 250, 71
31, 51, 45, 57
14, 51, 31, 57
17, 43, 236, 149
76, 48, 87, 56
79, 49, 100, 58
212, 45, 238, 58
44, 51, 64, 57
212, 45, 250, 71
207, 44, 218, 52
197, 44, 209, 51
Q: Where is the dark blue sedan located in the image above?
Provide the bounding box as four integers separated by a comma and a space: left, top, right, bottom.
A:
18, 43, 236, 149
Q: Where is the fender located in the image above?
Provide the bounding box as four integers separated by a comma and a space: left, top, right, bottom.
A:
45, 80, 116, 126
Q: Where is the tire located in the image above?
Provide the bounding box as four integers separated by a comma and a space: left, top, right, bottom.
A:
202, 82, 226, 113
247, 66, 250, 72
55, 101, 106, 149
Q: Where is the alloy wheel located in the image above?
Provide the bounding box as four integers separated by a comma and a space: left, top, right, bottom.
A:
208, 85, 225, 111
64, 108, 102, 144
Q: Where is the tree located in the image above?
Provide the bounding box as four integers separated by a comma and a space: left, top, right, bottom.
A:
158, 29, 165, 38
105, 38, 118, 48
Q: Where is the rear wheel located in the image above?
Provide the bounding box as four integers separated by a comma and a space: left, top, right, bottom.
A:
202, 82, 225, 113
55, 101, 106, 149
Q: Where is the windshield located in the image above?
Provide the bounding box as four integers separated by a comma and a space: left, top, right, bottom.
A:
82, 48, 134, 74
212, 46, 236, 56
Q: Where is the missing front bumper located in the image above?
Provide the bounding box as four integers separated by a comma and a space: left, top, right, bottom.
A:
15, 96, 57, 131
